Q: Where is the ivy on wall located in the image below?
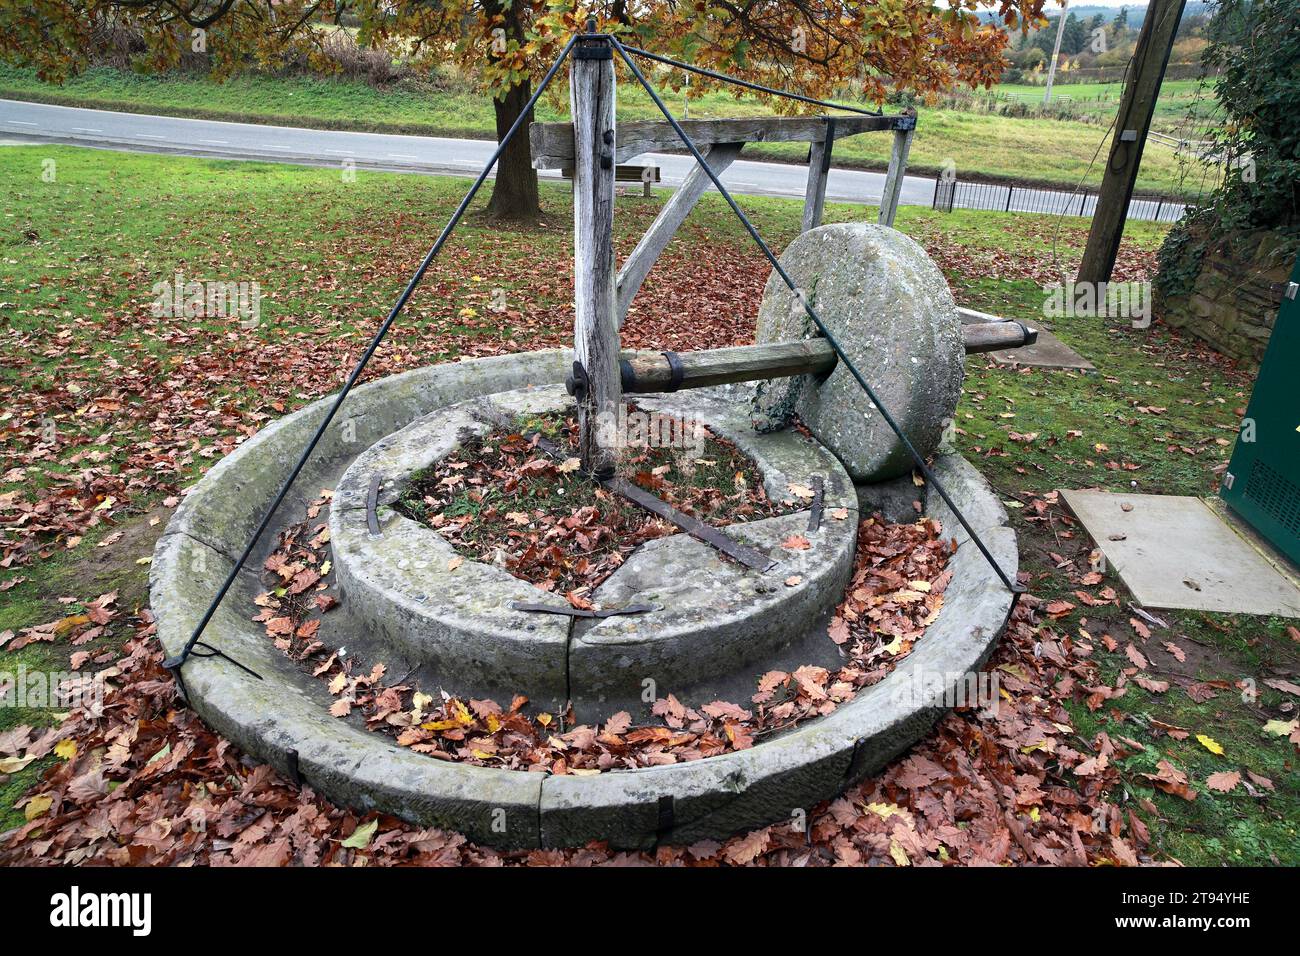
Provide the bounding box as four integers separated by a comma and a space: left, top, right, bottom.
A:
1156, 0, 1300, 302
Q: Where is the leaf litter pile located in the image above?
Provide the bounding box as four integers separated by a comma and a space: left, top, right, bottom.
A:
256, 486, 952, 761
1, 464, 1168, 866
0, 549, 1168, 864
394, 411, 789, 601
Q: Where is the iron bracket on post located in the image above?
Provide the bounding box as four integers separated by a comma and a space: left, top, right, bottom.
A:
575, 22, 612, 60
565, 360, 590, 404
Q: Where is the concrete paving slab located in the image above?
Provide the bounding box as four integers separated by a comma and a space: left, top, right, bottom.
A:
991, 326, 1095, 372
1061, 490, 1300, 618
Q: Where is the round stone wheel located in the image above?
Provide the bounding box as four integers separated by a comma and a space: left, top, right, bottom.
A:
751, 223, 964, 483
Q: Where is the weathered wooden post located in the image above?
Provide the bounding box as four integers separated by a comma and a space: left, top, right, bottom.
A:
570, 24, 620, 478
801, 118, 836, 233
877, 115, 916, 228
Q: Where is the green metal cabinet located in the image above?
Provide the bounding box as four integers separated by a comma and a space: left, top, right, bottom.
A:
1221, 254, 1300, 566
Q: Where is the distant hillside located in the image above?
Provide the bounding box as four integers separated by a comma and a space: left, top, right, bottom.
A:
977, 2, 1217, 27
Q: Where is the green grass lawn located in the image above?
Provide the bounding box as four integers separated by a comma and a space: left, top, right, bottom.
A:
991, 76, 1218, 129
1, 145, 1294, 862
0, 63, 1208, 198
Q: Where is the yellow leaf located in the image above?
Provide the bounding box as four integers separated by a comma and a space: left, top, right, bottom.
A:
486, 713, 502, 734
24, 793, 53, 821
866, 801, 904, 820
53, 738, 77, 761
340, 819, 378, 849
0, 754, 37, 774
52, 613, 91, 636
410, 691, 433, 722
1262, 719, 1297, 737
420, 719, 460, 732
135, 556, 152, 566
881, 634, 903, 655
1196, 734, 1225, 756
319, 560, 332, 576
557, 457, 581, 474
536, 712, 552, 727
447, 556, 464, 572
889, 840, 911, 866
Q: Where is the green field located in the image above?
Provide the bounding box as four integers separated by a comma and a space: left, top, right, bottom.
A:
1, 146, 1294, 864
0, 63, 1209, 197
990, 76, 1216, 128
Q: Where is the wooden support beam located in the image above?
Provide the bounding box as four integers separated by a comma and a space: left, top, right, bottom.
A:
531, 114, 912, 169
1078, 0, 1187, 284
571, 33, 620, 478
615, 143, 743, 328
801, 118, 836, 233
877, 123, 915, 228
613, 322, 1038, 394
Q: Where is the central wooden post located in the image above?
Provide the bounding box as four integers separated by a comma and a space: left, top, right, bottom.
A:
571, 28, 620, 478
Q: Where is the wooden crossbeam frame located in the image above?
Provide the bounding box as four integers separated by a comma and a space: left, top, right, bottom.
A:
530, 114, 913, 168
553, 34, 918, 472
537, 112, 916, 330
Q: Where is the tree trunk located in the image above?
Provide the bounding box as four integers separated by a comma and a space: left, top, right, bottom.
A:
484, 80, 541, 222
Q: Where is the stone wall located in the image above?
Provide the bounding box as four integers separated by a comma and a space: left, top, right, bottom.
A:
1159, 229, 1299, 368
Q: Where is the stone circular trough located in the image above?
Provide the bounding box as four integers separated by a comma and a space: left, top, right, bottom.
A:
329, 385, 859, 720
151, 350, 1017, 849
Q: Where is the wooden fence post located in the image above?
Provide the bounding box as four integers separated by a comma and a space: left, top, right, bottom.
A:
571, 28, 620, 478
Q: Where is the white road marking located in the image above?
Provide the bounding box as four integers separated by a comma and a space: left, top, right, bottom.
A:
386, 153, 420, 160
136, 134, 166, 140
259, 144, 292, 151
9, 120, 36, 126
200, 139, 229, 145
72, 127, 103, 133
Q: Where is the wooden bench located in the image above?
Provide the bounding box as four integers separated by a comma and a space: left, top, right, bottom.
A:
562, 163, 661, 197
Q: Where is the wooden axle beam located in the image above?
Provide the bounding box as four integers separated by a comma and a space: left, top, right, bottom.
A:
603, 322, 1037, 395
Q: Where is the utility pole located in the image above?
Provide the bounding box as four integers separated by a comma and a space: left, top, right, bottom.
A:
1043, 0, 1069, 106
1078, 0, 1187, 285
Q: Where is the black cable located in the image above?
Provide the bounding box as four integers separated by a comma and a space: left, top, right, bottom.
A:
163, 34, 580, 685
620, 44, 883, 118
612, 36, 1022, 595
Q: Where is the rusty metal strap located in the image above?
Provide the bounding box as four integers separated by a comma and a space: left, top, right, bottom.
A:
661, 350, 684, 391
807, 475, 824, 533
603, 476, 777, 572
366, 473, 383, 537
516, 426, 775, 572
510, 601, 657, 618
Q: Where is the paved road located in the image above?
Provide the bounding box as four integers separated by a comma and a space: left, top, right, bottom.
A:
1, 98, 943, 207
3, 98, 1183, 221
